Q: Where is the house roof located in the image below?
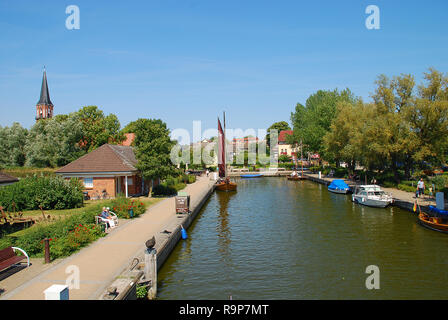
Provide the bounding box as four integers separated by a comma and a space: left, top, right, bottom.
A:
278, 130, 293, 143
56, 144, 138, 174
0, 172, 19, 184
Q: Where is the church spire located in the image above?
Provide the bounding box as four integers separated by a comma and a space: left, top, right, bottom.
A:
35, 68, 54, 121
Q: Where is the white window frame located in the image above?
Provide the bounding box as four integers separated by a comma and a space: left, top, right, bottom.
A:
83, 177, 93, 188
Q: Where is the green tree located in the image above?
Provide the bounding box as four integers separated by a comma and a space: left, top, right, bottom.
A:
131, 119, 178, 192
265, 121, 291, 148
291, 88, 357, 158
0, 122, 28, 167
76, 106, 124, 152
25, 114, 85, 168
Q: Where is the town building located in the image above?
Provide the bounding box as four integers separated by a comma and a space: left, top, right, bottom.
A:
55, 144, 155, 198
35, 69, 54, 121
278, 130, 297, 158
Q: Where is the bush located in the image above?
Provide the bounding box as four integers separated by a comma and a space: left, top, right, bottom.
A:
152, 184, 177, 196
4, 203, 106, 259
0, 176, 84, 211
109, 196, 146, 219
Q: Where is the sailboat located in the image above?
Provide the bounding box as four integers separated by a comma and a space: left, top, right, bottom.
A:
216, 113, 237, 192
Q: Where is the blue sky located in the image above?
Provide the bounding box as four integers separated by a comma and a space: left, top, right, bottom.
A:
1, 0, 447, 140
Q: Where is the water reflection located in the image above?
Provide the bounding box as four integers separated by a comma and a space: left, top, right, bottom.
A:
216, 191, 234, 264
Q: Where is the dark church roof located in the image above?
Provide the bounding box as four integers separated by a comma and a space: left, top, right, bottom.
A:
37, 70, 53, 106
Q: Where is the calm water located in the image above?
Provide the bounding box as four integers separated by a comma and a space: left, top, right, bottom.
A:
158, 178, 448, 299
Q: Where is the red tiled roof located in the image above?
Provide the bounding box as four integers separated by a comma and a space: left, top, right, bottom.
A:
120, 133, 135, 146
0, 172, 19, 184
278, 130, 293, 143
56, 144, 138, 174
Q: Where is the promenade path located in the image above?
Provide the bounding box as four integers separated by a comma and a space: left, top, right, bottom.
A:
0, 176, 215, 300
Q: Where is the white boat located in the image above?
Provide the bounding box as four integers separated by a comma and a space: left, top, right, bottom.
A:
352, 185, 394, 208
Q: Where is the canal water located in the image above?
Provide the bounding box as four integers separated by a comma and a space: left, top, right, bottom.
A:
157, 178, 448, 299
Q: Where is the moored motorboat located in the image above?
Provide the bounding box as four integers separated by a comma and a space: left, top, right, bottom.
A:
352, 185, 393, 208
328, 179, 350, 194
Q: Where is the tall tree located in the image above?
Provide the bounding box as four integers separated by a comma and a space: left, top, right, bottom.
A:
76, 106, 124, 152
130, 119, 178, 190
0, 122, 28, 167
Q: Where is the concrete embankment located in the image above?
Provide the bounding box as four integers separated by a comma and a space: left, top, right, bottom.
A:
303, 173, 437, 214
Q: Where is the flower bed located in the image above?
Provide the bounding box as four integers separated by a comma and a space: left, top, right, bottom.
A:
109, 196, 146, 219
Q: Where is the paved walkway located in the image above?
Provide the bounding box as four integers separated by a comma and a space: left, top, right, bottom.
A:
0, 176, 215, 300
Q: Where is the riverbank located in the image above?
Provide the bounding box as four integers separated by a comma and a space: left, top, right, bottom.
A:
304, 173, 439, 214
0, 175, 215, 300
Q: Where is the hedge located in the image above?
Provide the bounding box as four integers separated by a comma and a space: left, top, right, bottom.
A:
0, 176, 84, 211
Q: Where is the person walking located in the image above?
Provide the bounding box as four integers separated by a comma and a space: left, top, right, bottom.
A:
417, 178, 425, 198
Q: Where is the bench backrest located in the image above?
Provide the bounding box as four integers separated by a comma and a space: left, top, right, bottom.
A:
0, 247, 15, 261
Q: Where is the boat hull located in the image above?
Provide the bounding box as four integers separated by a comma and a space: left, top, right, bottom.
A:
240, 174, 263, 178
352, 195, 391, 208
418, 213, 448, 233
216, 182, 237, 192
287, 176, 306, 181
328, 188, 349, 194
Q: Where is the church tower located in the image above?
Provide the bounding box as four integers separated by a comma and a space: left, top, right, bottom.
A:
35, 68, 54, 121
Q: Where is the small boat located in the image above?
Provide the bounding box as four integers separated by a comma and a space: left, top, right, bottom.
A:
287, 175, 306, 181
216, 180, 238, 191
418, 212, 448, 233
328, 179, 350, 194
352, 185, 393, 208
241, 174, 263, 178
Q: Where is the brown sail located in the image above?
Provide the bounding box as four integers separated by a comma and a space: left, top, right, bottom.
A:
216, 114, 237, 191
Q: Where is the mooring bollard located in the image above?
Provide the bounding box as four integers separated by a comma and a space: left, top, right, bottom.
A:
144, 248, 157, 299
44, 238, 51, 263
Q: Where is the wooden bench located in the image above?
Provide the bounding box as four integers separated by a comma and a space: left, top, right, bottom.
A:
0, 246, 30, 272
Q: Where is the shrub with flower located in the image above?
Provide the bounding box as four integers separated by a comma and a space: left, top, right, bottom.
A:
108, 196, 146, 219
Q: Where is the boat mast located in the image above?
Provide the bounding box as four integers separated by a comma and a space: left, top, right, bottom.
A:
223, 111, 227, 179
300, 139, 303, 177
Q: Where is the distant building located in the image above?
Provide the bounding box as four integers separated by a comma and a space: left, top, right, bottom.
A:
277, 130, 297, 158
35, 69, 54, 121
0, 172, 19, 187
55, 144, 156, 198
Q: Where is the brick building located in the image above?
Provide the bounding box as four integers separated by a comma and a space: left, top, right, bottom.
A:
55, 144, 155, 198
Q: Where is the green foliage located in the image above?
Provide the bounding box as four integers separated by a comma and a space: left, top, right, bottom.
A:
25, 114, 85, 168
266, 121, 291, 147
136, 284, 148, 299
109, 196, 146, 219
0, 122, 28, 167
131, 119, 177, 182
3, 203, 106, 258
151, 184, 177, 196
0, 176, 84, 211
76, 106, 125, 153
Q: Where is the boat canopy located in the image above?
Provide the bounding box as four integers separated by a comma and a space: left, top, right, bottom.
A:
429, 205, 448, 216
328, 179, 349, 190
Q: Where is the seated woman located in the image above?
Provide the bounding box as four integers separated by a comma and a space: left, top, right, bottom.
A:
100, 207, 117, 228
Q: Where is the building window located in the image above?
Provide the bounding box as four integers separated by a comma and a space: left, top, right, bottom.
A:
83, 178, 93, 188
127, 177, 133, 186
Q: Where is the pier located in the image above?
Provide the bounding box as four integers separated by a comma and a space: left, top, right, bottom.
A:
0, 176, 216, 300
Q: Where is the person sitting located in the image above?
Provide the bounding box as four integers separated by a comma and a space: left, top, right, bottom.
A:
100, 207, 117, 228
